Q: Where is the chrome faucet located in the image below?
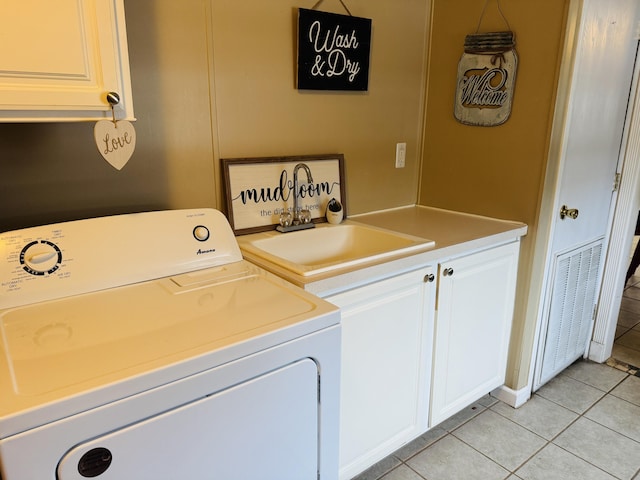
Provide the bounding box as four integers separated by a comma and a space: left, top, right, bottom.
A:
276, 162, 316, 233
293, 163, 314, 224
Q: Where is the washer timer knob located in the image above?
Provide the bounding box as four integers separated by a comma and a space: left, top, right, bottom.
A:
20, 240, 62, 275
193, 225, 210, 242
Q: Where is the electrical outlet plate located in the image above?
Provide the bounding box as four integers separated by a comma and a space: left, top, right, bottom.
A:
395, 142, 406, 168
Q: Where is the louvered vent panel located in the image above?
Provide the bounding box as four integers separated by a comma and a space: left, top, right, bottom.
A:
539, 241, 603, 385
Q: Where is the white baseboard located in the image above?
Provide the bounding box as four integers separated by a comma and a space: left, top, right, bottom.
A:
588, 340, 612, 364
490, 384, 531, 408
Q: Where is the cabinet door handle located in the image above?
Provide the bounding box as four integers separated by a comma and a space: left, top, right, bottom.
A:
443, 267, 454, 277
424, 273, 435, 283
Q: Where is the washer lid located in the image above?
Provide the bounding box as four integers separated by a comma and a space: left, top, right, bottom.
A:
0, 261, 338, 435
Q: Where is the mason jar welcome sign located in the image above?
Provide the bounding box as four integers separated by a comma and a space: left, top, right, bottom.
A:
454, 32, 518, 126
297, 8, 371, 91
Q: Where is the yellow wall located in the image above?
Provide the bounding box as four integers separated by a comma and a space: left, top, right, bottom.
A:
420, 0, 570, 389
0, 0, 571, 391
0, 0, 430, 232
420, 0, 568, 221
0, 1, 217, 231
208, 0, 430, 214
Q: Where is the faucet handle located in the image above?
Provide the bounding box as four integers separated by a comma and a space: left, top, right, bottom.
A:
279, 212, 292, 227
299, 209, 312, 224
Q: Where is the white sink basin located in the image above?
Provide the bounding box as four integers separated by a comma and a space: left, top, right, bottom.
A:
239, 223, 435, 276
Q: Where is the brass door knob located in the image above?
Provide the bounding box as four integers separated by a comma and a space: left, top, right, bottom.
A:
560, 205, 579, 220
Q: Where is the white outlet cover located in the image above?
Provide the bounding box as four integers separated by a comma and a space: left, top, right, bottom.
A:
395, 142, 406, 168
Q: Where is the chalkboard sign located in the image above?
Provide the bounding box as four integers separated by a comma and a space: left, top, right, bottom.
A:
297, 8, 371, 91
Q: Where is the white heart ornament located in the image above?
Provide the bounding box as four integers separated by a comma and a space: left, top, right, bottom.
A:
94, 120, 136, 170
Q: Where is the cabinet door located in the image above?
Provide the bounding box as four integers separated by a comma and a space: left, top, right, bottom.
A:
327, 268, 435, 480
430, 242, 519, 427
0, 0, 133, 121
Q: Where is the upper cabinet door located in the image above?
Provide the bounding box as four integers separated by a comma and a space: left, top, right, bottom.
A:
0, 0, 133, 122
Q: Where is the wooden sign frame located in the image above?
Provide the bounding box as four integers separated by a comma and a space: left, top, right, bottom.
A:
221, 154, 346, 235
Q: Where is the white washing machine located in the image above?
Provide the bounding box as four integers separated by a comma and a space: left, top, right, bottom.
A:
0, 209, 340, 479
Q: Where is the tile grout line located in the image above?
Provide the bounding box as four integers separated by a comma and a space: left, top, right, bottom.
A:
450, 415, 547, 477
369, 278, 640, 480
518, 368, 640, 480
547, 383, 640, 479
368, 361, 638, 480
380, 380, 611, 480
440, 367, 634, 478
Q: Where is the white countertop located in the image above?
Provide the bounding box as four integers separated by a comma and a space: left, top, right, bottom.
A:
238, 205, 527, 296
352, 205, 527, 251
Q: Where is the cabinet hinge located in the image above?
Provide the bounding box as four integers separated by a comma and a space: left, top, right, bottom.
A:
613, 172, 622, 192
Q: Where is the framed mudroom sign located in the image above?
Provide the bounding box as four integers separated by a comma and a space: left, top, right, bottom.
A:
221, 154, 346, 235
296, 7, 371, 91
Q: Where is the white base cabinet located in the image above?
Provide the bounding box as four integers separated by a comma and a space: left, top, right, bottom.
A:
325, 268, 435, 480
0, 0, 133, 122
242, 234, 523, 479
430, 242, 520, 427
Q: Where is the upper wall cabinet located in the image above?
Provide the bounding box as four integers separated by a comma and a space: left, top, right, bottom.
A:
0, 0, 133, 122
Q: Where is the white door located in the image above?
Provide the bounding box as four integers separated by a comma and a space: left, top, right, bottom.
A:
534, 0, 640, 389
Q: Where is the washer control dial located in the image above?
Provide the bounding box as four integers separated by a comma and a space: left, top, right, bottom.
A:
20, 240, 62, 275
193, 225, 210, 242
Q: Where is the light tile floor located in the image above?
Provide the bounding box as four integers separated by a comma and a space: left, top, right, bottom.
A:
351, 276, 640, 480
353, 361, 640, 480
613, 273, 640, 368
